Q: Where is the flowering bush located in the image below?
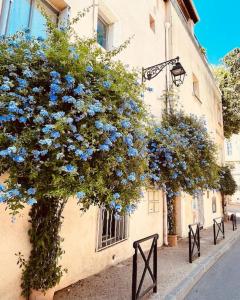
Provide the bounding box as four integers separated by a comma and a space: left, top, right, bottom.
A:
148, 111, 219, 234
0, 23, 148, 294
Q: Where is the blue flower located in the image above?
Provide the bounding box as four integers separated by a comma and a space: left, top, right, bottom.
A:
65, 74, 75, 87
13, 155, 25, 163
74, 134, 84, 142
128, 147, 138, 157
0, 84, 10, 91
116, 156, 123, 163
76, 191, 85, 200
50, 71, 60, 78
99, 144, 110, 151
0, 184, 6, 192
23, 69, 33, 78
51, 131, 60, 139
86, 65, 93, 72
121, 119, 131, 129
62, 164, 77, 173
19, 116, 27, 123
39, 139, 52, 146
7, 189, 20, 197
51, 111, 65, 120
74, 84, 85, 95
27, 198, 37, 205
121, 179, 128, 185
27, 188, 37, 195
116, 170, 123, 177
128, 172, 136, 181
50, 83, 62, 94
126, 204, 136, 214
103, 81, 111, 88
62, 96, 76, 104
17, 78, 28, 89
32, 87, 41, 93
0, 195, 6, 203
95, 120, 104, 130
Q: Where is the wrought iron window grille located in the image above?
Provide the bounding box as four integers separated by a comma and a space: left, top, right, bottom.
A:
97, 207, 128, 251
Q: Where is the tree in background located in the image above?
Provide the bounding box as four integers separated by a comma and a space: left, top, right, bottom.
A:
219, 166, 237, 217
214, 48, 240, 138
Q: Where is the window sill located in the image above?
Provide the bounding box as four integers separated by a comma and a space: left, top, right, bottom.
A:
96, 238, 128, 252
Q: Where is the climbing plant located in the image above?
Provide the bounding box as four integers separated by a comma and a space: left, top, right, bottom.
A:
0, 18, 149, 296
148, 110, 220, 234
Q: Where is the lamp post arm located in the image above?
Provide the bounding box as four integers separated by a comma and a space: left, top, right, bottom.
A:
142, 56, 179, 83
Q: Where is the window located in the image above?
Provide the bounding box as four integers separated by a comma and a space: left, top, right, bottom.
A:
97, 16, 109, 49
149, 14, 155, 33
148, 190, 160, 213
97, 207, 128, 250
226, 141, 232, 156
212, 196, 217, 213
193, 74, 200, 100
0, 0, 59, 37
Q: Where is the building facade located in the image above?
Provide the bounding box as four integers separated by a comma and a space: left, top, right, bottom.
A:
0, 0, 224, 299
225, 135, 240, 203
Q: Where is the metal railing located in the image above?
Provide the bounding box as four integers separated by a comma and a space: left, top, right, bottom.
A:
213, 217, 225, 245
230, 213, 237, 231
188, 223, 200, 263
132, 234, 159, 300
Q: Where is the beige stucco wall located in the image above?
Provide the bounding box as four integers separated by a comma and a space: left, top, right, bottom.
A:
1, 170, 163, 299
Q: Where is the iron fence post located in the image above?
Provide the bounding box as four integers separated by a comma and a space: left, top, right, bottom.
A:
153, 238, 157, 293
132, 246, 138, 300
198, 225, 200, 257
213, 221, 216, 245
188, 228, 192, 263
222, 218, 225, 239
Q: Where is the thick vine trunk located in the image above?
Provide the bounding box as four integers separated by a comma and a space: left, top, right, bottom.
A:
167, 195, 176, 235
21, 196, 67, 298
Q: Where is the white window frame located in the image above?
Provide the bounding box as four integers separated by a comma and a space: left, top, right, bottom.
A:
148, 190, 160, 213
97, 2, 120, 51
96, 207, 128, 251
0, 0, 63, 36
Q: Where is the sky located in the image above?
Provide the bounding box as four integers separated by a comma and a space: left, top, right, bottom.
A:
194, 0, 240, 65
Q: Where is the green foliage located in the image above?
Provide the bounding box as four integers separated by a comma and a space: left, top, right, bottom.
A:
0, 15, 149, 295
214, 48, 240, 138
148, 110, 220, 234
17, 197, 67, 297
219, 166, 237, 196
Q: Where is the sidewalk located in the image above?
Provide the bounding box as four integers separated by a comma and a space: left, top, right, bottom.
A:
54, 221, 240, 300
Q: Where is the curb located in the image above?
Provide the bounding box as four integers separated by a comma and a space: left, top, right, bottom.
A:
154, 228, 240, 300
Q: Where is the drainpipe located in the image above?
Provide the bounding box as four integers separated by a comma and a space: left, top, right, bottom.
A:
162, 21, 171, 246
164, 21, 171, 113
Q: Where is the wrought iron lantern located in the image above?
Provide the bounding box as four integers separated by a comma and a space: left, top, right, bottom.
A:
142, 56, 186, 87
170, 62, 186, 87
